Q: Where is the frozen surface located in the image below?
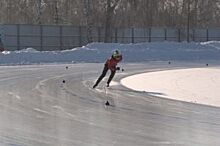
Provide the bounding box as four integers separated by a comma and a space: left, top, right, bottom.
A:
0, 63, 220, 146
121, 67, 220, 107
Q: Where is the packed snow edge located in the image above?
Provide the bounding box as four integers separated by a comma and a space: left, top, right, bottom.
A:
1, 41, 220, 65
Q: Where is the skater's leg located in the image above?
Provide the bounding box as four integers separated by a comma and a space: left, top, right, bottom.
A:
93, 66, 108, 88
107, 70, 116, 87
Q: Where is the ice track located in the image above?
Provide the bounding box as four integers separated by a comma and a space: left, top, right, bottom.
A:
0, 62, 220, 146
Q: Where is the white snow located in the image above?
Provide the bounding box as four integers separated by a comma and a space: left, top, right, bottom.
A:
121, 67, 220, 107
109, 81, 120, 86
15, 47, 38, 53
201, 41, 220, 50
1, 41, 220, 65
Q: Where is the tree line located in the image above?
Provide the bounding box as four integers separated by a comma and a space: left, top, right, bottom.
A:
0, 0, 219, 42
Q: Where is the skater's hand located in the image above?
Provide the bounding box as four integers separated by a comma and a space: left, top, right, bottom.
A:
116, 67, 120, 70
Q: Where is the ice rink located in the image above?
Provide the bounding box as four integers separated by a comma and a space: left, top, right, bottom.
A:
0, 62, 220, 146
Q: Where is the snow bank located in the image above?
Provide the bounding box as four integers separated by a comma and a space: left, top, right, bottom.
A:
121, 68, 220, 107
1, 41, 220, 65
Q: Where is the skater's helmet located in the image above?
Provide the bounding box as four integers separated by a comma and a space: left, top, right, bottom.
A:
112, 50, 121, 60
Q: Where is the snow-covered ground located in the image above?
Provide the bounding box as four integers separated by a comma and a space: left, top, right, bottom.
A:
1, 41, 220, 107
1, 41, 220, 65
121, 67, 220, 107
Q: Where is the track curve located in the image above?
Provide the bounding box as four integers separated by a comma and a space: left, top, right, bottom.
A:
0, 62, 220, 146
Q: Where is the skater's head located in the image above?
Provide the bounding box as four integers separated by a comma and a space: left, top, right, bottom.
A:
112, 50, 121, 60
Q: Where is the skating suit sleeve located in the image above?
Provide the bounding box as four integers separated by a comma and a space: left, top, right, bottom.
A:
105, 55, 122, 71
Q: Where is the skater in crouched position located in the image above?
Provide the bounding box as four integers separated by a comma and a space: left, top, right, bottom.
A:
93, 50, 122, 88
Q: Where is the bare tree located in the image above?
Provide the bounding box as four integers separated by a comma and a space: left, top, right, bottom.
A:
0, 0, 220, 29
54, 0, 59, 24
187, 0, 191, 42
104, 0, 120, 42
36, 0, 44, 24
84, 0, 93, 43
